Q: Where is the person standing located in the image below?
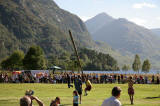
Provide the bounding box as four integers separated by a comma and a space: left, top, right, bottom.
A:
67, 74, 73, 88
128, 76, 134, 105
73, 90, 79, 106
156, 76, 159, 84
152, 75, 155, 84
102, 86, 122, 106
74, 75, 82, 104
118, 75, 120, 84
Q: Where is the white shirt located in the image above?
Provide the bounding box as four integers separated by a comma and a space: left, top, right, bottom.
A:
102, 96, 121, 106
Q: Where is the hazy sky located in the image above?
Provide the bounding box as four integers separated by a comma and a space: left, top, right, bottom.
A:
54, 0, 160, 29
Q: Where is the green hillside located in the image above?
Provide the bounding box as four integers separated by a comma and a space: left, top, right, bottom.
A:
0, 0, 131, 69
0, 0, 93, 59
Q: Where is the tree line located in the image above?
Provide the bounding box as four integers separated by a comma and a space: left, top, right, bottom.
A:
122, 54, 151, 73
46, 48, 120, 71
0, 45, 119, 71
0, 45, 46, 70
0, 45, 151, 72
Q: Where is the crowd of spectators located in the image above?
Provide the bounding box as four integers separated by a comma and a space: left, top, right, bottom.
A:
0, 71, 160, 84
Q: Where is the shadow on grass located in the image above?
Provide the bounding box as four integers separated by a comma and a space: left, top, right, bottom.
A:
0, 100, 10, 102
122, 104, 132, 106
61, 104, 72, 106
145, 96, 160, 99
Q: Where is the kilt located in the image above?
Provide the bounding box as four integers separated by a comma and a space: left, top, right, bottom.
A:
128, 87, 134, 95
85, 85, 92, 91
77, 90, 82, 95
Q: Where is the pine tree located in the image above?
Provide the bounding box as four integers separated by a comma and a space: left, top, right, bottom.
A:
1, 50, 24, 70
122, 64, 130, 71
23, 45, 46, 70
142, 59, 151, 73
132, 54, 141, 73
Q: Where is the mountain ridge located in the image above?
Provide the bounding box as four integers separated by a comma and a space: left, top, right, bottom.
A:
0, 0, 131, 68
0, 0, 92, 58
85, 13, 114, 35
85, 12, 160, 69
151, 28, 160, 36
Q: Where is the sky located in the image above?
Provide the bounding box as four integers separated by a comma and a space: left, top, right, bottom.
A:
54, 0, 160, 29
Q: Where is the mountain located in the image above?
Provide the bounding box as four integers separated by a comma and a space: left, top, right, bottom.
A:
85, 13, 160, 69
0, 0, 98, 58
151, 28, 160, 36
0, 0, 130, 68
85, 13, 114, 35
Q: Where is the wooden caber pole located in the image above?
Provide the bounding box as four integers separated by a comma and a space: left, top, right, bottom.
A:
69, 30, 83, 75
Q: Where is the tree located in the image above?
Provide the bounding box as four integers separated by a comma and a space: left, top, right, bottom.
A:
142, 59, 151, 73
23, 45, 46, 70
1, 57, 11, 70
132, 54, 141, 73
122, 64, 131, 71
67, 59, 85, 72
79, 48, 119, 71
1, 50, 24, 70
59, 51, 70, 60
67, 60, 78, 72
47, 56, 59, 67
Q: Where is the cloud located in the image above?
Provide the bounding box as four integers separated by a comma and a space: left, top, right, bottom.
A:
133, 2, 157, 9
129, 18, 147, 26
156, 17, 160, 20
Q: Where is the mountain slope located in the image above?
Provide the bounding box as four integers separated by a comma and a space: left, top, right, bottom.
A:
85, 13, 114, 35
0, 0, 129, 68
151, 28, 160, 36
85, 13, 160, 69
0, 0, 94, 58
93, 18, 160, 55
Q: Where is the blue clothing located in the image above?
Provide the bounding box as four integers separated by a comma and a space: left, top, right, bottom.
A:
73, 96, 79, 104
74, 78, 82, 91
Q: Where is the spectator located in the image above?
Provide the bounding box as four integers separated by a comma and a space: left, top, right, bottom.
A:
156, 76, 159, 84
118, 75, 120, 84
50, 97, 60, 106
145, 76, 148, 84
152, 75, 155, 84
67, 74, 73, 88
73, 90, 79, 106
102, 86, 122, 106
1, 71, 160, 85
20, 96, 44, 106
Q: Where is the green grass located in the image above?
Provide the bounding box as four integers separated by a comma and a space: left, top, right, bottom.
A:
0, 84, 160, 106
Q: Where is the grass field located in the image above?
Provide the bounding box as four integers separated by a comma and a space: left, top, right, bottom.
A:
0, 84, 160, 106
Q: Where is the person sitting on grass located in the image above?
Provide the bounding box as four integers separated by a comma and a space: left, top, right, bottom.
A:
84, 77, 92, 96
50, 97, 60, 106
73, 90, 79, 106
20, 95, 44, 106
128, 76, 134, 105
102, 86, 122, 106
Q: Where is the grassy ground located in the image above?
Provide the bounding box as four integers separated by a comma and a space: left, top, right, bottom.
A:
0, 84, 160, 106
